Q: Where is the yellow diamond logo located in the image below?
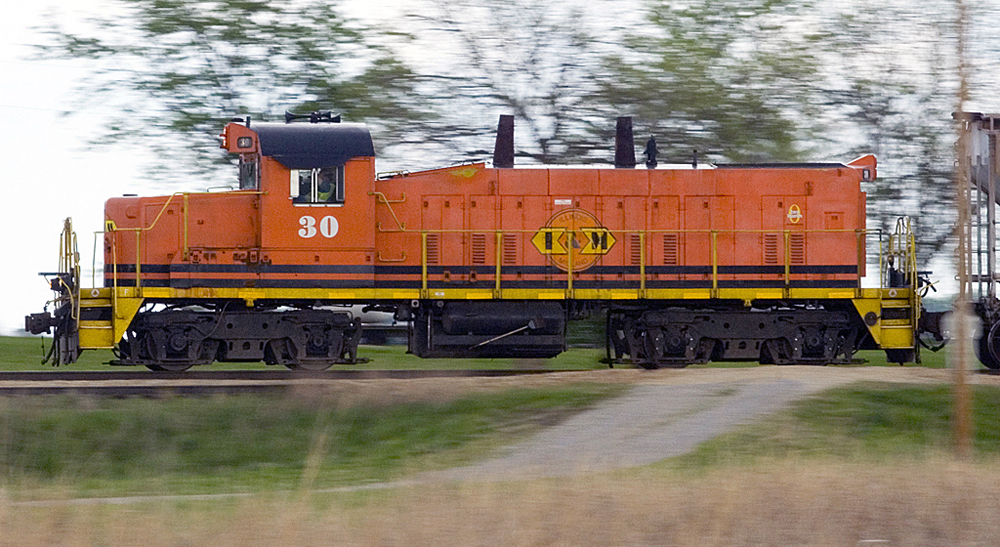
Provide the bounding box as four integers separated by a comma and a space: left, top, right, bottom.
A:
531, 228, 567, 254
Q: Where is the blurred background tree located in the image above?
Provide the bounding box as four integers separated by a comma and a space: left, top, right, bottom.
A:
814, 1, 958, 261
38, 0, 425, 181
592, 0, 821, 164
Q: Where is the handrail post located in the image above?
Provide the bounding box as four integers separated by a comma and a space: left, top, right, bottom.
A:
783, 230, 791, 293
711, 230, 718, 297
639, 231, 646, 298
878, 233, 884, 291
183, 193, 190, 261
856, 229, 864, 297
421, 231, 428, 299
567, 230, 574, 299
135, 230, 141, 290
494, 231, 502, 298
112, 232, 118, 315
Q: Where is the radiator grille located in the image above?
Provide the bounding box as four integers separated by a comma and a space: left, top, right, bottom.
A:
790, 233, 805, 265
629, 234, 643, 266
425, 234, 440, 265
472, 233, 486, 265
663, 234, 678, 265
764, 234, 778, 265
502, 234, 518, 265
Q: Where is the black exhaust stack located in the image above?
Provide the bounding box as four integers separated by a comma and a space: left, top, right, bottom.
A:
493, 115, 515, 168
615, 116, 636, 168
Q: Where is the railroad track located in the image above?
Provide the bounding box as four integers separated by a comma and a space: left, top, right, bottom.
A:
0, 369, 576, 397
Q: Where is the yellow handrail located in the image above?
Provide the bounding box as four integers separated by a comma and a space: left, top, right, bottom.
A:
369, 191, 407, 232
104, 190, 263, 291
406, 226, 884, 299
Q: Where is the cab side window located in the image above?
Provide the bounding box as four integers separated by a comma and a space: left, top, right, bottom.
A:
238, 156, 259, 190
290, 166, 345, 205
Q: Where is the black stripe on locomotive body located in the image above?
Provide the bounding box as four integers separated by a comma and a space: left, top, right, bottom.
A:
107, 263, 858, 278
106, 262, 859, 291
109, 263, 375, 274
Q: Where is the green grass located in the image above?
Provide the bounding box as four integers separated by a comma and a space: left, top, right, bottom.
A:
673, 382, 1000, 468
0, 385, 623, 497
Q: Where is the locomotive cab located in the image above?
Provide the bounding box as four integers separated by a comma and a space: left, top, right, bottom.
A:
86, 115, 379, 370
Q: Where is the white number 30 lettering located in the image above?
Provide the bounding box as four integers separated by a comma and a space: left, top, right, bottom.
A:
298, 215, 339, 238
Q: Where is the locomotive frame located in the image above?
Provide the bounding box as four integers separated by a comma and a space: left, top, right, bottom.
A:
26, 112, 944, 370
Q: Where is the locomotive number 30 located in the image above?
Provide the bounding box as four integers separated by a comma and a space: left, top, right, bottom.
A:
298, 215, 340, 238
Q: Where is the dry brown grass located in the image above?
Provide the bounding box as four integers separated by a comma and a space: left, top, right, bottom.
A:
4, 457, 1000, 546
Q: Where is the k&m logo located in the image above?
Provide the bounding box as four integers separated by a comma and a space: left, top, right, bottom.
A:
531, 208, 615, 271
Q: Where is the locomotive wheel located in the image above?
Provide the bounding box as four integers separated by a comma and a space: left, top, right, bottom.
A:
146, 363, 194, 372
286, 361, 334, 371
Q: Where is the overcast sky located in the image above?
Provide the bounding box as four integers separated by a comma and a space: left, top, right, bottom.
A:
0, 1, 147, 337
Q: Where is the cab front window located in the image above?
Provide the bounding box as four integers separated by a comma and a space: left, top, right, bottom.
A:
290, 166, 345, 205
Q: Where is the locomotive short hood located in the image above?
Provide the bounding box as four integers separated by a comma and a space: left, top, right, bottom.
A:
253, 122, 374, 169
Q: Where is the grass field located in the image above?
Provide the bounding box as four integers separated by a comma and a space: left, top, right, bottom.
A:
0, 385, 624, 499
3, 383, 1000, 546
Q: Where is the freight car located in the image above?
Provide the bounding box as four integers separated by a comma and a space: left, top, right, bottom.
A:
26, 112, 949, 370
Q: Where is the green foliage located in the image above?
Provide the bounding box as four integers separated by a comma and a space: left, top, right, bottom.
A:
595, 0, 819, 163
0, 386, 620, 495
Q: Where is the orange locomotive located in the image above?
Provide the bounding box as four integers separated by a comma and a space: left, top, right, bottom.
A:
26, 112, 932, 370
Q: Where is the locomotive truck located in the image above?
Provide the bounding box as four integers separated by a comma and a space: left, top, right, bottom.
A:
26, 112, 951, 370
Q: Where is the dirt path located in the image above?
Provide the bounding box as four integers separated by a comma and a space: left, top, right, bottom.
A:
413, 366, 995, 482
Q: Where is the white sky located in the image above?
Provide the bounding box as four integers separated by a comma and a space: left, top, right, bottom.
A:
0, 1, 147, 336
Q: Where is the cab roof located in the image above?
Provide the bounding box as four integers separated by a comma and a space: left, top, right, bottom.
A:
254, 122, 374, 169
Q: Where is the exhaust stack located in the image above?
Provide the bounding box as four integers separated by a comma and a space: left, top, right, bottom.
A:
615, 116, 636, 168
493, 115, 515, 168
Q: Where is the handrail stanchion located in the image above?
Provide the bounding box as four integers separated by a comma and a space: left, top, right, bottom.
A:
639, 231, 646, 298
783, 230, 791, 297
135, 231, 141, 290
421, 231, 428, 299
183, 193, 190, 261
711, 230, 718, 298
567, 230, 574, 299
495, 231, 502, 298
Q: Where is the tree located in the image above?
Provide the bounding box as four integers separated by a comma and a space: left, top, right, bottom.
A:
591, 0, 822, 164
389, 0, 609, 167
38, 0, 425, 182
391, 0, 822, 168
815, 1, 958, 261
